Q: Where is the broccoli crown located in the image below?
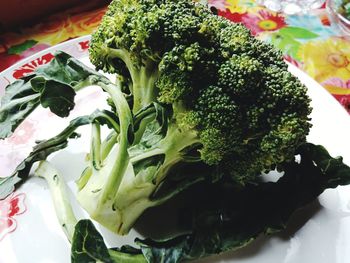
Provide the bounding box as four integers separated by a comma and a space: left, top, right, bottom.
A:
89, 0, 312, 183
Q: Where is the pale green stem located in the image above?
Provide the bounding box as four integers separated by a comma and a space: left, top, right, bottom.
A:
130, 148, 164, 164
34, 161, 78, 242
98, 82, 132, 205
132, 62, 159, 113
101, 131, 119, 160
91, 123, 102, 170
108, 47, 140, 89
76, 166, 92, 191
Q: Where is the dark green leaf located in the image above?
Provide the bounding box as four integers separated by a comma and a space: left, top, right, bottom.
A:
72, 220, 147, 263
151, 163, 210, 202
71, 220, 114, 263
7, 40, 38, 55
131, 103, 170, 149
0, 51, 109, 139
109, 245, 148, 262
136, 235, 192, 263
35, 51, 106, 86
0, 176, 22, 200
30, 76, 47, 92
0, 77, 40, 138
135, 143, 350, 262
0, 139, 69, 200
67, 143, 350, 263
39, 80, 76, 117
133, 154, 165, 177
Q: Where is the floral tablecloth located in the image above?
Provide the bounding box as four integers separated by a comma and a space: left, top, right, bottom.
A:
1, 0, 350, 112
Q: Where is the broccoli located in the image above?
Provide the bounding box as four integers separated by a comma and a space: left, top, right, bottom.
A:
71, 0, 312, 235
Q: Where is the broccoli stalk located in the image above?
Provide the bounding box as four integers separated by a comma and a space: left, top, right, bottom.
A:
98, 46, 159, 113
76, 80, 135, 234
35, 161, 78, 242
77, 102, 200, 234
35, 161, 148, 263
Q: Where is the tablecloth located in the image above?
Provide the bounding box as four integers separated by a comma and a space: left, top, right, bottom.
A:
1, 0, 349, 113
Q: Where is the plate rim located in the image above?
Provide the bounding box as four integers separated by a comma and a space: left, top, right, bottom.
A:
0, 35, 91, 77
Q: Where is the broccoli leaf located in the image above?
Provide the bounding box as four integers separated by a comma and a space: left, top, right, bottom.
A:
71, 220, 115, 263
132, 103, 169, 147
32, 76, 76, 117
0, 138, 70, 200
0, 110, 119, 200
0, 51, 109, 139
0, 76, 41, 139
68, 143, 350, 263
135, 143, 350, 262
72, 220, 147, 263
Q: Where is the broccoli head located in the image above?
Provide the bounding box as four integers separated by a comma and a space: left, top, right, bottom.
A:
81, 0, 311, 234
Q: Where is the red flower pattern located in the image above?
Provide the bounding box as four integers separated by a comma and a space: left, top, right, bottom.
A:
12, 53, 54, 79
241, 10, 287, 36
78, 40, 90, 51
218, 9, 247, 23
0, 193, 26, 241
0, 43, 50, 73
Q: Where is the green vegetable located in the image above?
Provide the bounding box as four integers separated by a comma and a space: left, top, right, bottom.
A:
1, 1, 350, 262
81, 0, 312, 235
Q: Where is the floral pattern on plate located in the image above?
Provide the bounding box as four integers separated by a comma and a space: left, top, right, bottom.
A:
12, 53, 55, 79
0, 193, 26, 241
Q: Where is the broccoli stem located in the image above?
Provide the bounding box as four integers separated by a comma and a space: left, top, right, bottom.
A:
130, 148, 164, 164
91, 123, 102, 170
101, 131, 119, 160
155, 123, 199, 183
76, 166, 92, 191
35, 161, 78, 242
97, 82, 132, 206
72, 75, 104, 91
77, 123, 119, 191
110, 123, 200, 234
34, 161, 148, 263
107, 47, 159, 113
132, 61, 159, 113
0, 94, 40, 112
76, 81, 133, 233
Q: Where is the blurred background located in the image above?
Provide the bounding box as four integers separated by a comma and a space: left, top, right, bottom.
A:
0, 0, 110, 72
0, 0, 109, 32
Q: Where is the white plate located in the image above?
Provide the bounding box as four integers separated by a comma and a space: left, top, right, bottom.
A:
1, 36, 350, 263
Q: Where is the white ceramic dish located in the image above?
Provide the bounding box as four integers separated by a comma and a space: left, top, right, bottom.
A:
0, 36, 350, 263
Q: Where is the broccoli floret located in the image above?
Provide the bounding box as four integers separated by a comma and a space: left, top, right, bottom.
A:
80, 0, 311, 234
